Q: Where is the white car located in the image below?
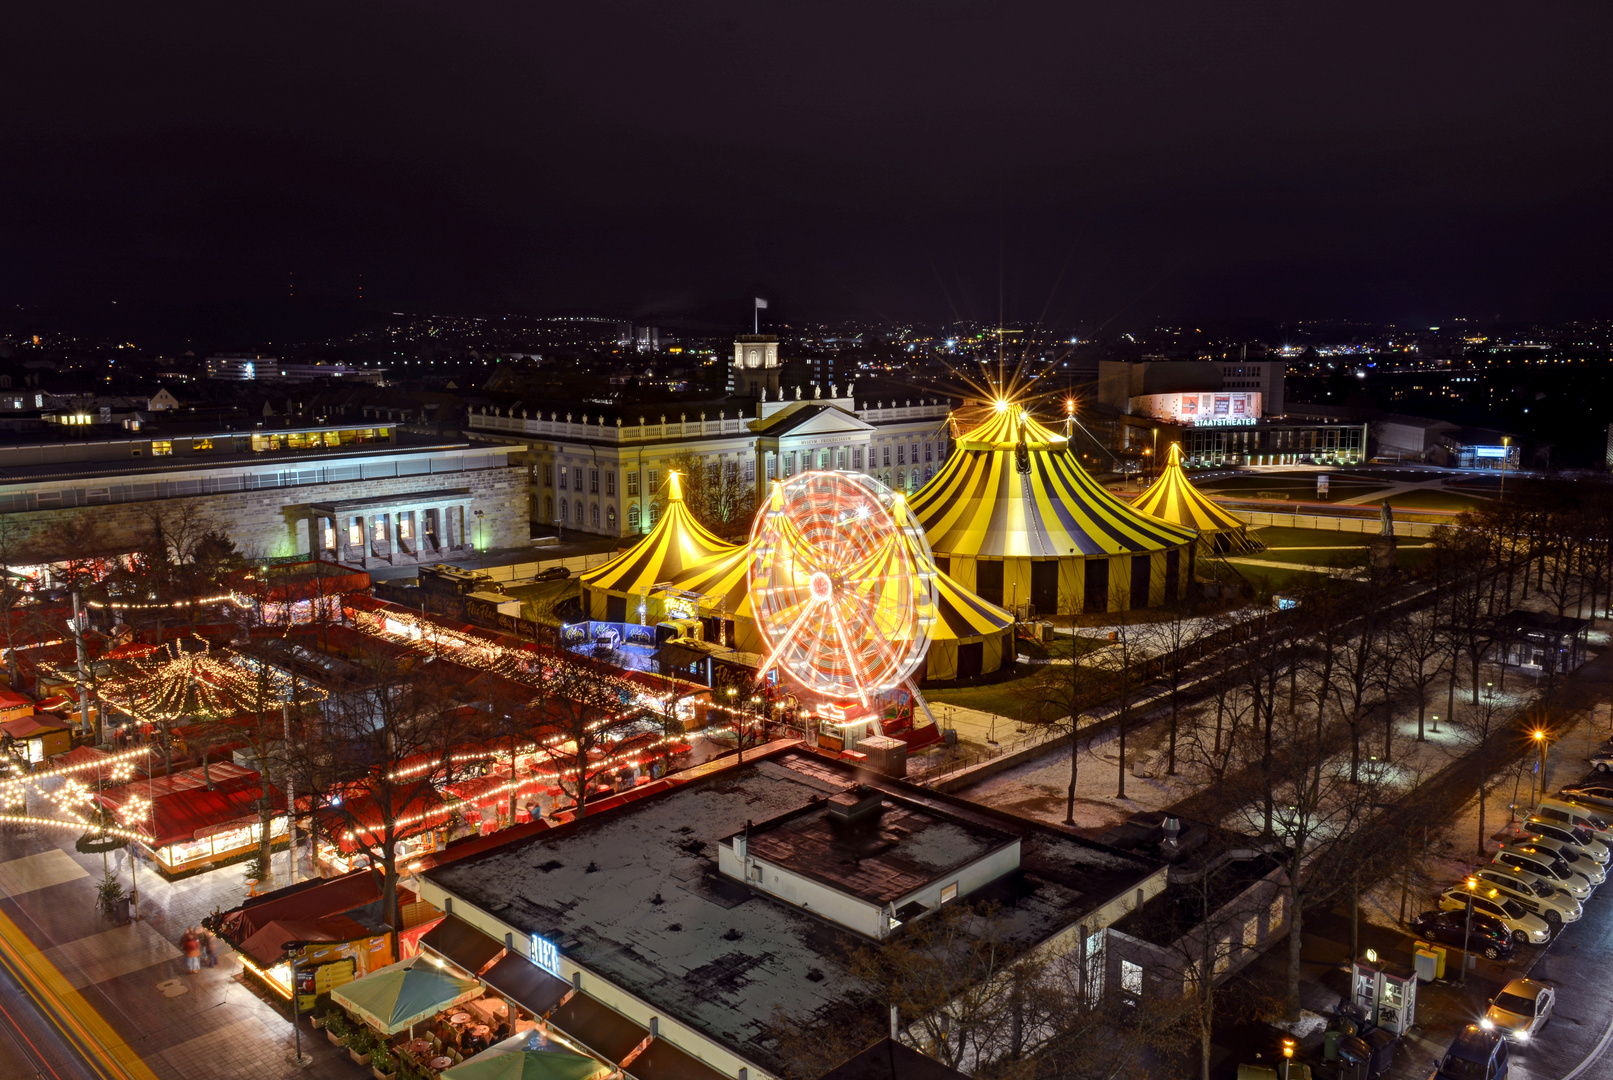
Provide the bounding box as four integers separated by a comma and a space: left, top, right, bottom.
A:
1522, 816, 1611, 864
1482, 978, 1555, 1042
1516, 833, 1607, 884
1473, 865, 1583, 927
1591, 747, 1613, 773
1535, 797, 1613, 845
1495, 844, 1595, 899
1438, 885, 1552, 945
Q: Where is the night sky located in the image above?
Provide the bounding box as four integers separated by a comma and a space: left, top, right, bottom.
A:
5, 3, 1612, 329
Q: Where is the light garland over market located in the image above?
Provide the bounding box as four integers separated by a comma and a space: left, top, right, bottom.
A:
88, 637, 327, 726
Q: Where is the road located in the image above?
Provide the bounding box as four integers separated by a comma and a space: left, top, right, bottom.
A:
0, 948, 101, 1080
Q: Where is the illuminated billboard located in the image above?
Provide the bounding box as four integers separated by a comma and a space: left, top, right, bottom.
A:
1134, 392, 1262, 426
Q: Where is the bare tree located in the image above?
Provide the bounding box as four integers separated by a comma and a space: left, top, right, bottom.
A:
293, 643, 467, 961
1143, 602, 1207, 776
1019, 634, 1100, 825
1392, 605, 1449, 742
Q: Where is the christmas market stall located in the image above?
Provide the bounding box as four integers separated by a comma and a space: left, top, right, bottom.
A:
95, 761, 286, 875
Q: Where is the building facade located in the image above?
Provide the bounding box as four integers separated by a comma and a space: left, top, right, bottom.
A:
0, 422, 528, 565
469, 376, 953, 538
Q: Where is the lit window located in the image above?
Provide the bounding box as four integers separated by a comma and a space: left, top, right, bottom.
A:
559, 465, 568, 490
323, 526, 336, 550
399, 515, 412, 540
348, 521, 363, 546
151, 441, 172, 456
373, 518, 387, 541
940, 882, 958, 904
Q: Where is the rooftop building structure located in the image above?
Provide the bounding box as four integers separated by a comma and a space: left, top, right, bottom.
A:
417, 744, 1166, 1080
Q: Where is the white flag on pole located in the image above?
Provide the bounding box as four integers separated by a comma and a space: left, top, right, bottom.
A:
754, 298, 768, 309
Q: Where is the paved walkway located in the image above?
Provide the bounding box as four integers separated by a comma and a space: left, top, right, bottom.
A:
0, 810, 352, 1080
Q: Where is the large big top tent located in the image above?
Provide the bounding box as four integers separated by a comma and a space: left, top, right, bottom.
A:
1133, 443, 1260, 553
580, 472, 737, 624
910, 405, 1198, 616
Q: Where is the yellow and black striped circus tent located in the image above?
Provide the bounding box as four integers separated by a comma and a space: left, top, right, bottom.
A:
651, 531, 1014, 683
910, 405, 1198, 616
1134, 443, 1260, 553
580, 472, 737, 623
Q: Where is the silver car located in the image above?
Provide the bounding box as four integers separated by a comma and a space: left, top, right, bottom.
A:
1494, 843, 1595, 899
1473, 865, 1582, 927
1522, 816, 1611, 864
1482, 978, 1555, 1042
1438, 885, 1552, 945
1517, 833, 1607, 884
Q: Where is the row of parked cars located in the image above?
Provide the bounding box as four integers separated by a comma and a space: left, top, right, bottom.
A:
1425, 786, 1613, 1078
1412, 793, 1611, 961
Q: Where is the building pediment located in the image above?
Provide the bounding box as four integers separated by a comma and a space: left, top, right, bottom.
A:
752, 403, 874, 439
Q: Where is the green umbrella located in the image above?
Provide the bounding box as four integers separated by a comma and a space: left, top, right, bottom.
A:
440, 1046, 608, 1080
331, 958, 483, 1034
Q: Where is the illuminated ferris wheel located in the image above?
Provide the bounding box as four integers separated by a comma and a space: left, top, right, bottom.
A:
748, 471, 936, 709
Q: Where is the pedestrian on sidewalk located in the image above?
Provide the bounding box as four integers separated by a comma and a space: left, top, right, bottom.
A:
201, 928, 218, 968
181, 928, 200, 974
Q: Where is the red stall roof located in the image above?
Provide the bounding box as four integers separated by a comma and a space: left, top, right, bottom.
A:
98, 768, 283, 848
1, 714, 69, 739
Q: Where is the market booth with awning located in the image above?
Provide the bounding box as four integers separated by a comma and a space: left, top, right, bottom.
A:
95, 762, 286, 874
2, 713, 71, 764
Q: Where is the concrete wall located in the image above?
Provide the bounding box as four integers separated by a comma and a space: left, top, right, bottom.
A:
2, 463, 529, 561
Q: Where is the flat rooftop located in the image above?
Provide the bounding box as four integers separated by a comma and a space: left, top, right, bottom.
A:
740, 794, 1018, 905
423, 746, 1161, 1074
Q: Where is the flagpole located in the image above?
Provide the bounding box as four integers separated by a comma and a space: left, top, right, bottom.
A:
754, 299, 759, 335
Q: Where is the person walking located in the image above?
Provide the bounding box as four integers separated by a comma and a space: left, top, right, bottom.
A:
200, 927, 218, 969
181, 928, 200, 975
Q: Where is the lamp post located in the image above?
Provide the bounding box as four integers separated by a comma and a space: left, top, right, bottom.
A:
1498, 436, 1511, 501
1529, 728, 1548, 808
1281, 1037, 1296, 1080
1460, 875, 1476, 985
473, 508, 485, 552
282, 939, 313, 1066
1151, 427, 1159, 479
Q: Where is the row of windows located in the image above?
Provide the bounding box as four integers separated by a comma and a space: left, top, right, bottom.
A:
542, 461, 758, 494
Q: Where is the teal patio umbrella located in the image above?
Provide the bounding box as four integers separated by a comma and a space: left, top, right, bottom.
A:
442, 1030, 610, 1080
331, 957, 483, 1034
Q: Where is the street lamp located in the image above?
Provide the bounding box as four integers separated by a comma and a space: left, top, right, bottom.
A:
1529, 728, 1548, 808
473, 508, 485, 552
1281, 1037, 1296, 1080
1460, 875, 1477, 986
1499, 436, 1511, 501
282, 939, 313, 1067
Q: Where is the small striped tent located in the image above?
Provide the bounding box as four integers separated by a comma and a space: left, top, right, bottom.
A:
580, 472, 738, 623
1134, 443, 1260, 553
911, 406, 1197, 616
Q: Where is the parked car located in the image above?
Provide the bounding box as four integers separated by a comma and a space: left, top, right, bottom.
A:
1590, 748, 1613, 773
1431, 1024, 1510, 1080
1512, 834, 1607, 885
1473, 866, 1582, 927
1482, 978, 1555, 1042
1494, 844, 1594, 900
535, 566, 571, 582
1558, 783, 1613, 813
1521, 816, 1611, 864
1410, 909, 1516, 961
1438, 886, 1552, 945
1535, 796, 1613, 845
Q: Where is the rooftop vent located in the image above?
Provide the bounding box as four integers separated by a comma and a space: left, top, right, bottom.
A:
827, 785, 884, 827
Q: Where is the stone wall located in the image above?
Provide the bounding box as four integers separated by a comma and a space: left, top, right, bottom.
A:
4, 464, 530, 562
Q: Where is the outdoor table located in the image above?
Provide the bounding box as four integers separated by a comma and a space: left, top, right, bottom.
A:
404, 1039, 432, 1058
430, 1057, 453, 1071
450, 1012, 471, 1025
